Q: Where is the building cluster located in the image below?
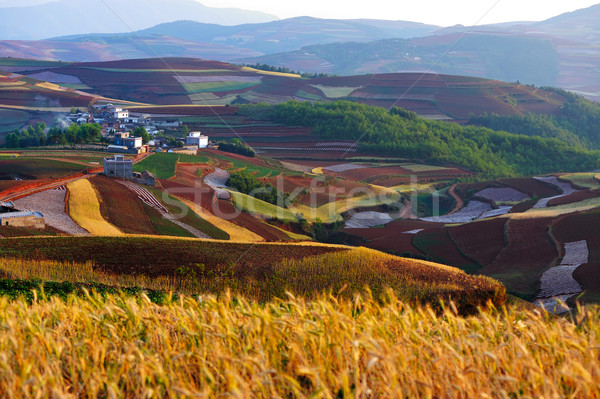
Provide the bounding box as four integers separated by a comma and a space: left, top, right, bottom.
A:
0, 201, 45, 229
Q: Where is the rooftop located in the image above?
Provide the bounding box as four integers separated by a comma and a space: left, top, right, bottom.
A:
0, 211, 44, 219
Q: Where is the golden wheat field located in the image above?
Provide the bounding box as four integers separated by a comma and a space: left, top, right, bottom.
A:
66, 179, 123, 236
0, 291, 598, 398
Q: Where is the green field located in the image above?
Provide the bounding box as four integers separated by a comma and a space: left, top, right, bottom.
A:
147, 186, 229, 240
182, 81, 261, 94
133, 153, 209, 179
229, 191, 298, 222
560, 173, 600, 189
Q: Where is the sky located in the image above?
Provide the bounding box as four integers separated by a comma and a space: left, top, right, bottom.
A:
199, 0, 599, 26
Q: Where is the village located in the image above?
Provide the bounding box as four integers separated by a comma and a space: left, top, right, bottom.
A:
67, 104, 212, 155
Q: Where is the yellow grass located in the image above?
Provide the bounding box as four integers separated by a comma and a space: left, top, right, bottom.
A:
66, 179, 123, 236
0, 290, 598, 397
240, 66, 301, 78
176, 196, 264, 242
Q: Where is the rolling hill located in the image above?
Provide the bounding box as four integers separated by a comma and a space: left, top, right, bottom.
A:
0, 0, 277, 40
0, 57, 567, 121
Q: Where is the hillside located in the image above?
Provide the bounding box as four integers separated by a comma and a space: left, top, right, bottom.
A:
243, 33, 561, 87
0, 57, 569, 120
0, 5, 598, 99
0, 0, 276, 40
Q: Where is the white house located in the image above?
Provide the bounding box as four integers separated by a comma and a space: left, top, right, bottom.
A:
186, 132, 209, 148
111, 107, 129, 119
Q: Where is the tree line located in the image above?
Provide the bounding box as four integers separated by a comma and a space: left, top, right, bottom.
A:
257, 100, 600, 178
468, 89, 600, 150
227, 171, 289, 207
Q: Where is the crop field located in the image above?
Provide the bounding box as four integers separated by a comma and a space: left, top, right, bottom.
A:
229, 191, 298, 222
0, 236, 347, 279
0, 157, 90, 179
145, 186, 229, 240
547, 190, 600, 206
447, 218, 507, 267
3, 285, 600, 397
413, 229, 479, 273
133, 153, 210, 180
159, 179, 293, 241
66, 179, 122, 236
91, 176, 156, 235
552, 209, 600, 302
480, 218, 558, 299
560, 173, 600, 189
499, 178, 562, 199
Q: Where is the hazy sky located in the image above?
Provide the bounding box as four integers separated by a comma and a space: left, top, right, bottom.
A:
200, 0, 599, 26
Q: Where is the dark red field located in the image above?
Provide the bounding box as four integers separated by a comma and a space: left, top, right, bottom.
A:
447, 218, 507, 267
345, 219, 439, 257
159, 178, 291, 242
413, 228, 479, 272
91, 175, 156, 235
499, 178, 562, 198
547, 190, 599, 206
479, 218, 558, 298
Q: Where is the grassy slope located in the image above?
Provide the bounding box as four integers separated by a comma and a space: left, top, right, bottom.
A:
0, 237, 503, 309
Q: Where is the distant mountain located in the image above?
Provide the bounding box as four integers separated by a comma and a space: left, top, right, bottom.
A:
0, 0, 277, 40
241, 34, 560, 87
52, 17, 440, 55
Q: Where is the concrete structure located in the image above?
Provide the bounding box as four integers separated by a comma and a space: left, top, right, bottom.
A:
186, 132, 209, 148
123, 136, 143, 149
114, 131, 130, 146
111, 107, 129, 119
0, 202, 45, 229
104, 155, 133, 178
132, 171, 156, 186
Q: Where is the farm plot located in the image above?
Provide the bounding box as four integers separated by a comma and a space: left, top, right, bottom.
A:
66, 179, 122, 236
447, 218, 507, 267
546, 190, 600, 207
475, 187, 529, 203
323, 163, 367, 173
90, 176, 156, 235
536, 240, 587, 313
413, 229, 479, 273
118, 181, 168, 213
533, 176, 578, 208
0, 236, 346, 278
344, 211, 393, 229
422, 201, 493, 223
479, 218, 558, 299
499, 178, 562, 199
203, 167, 230, 200
13, 188, 89, 236
560, 173, 600, 190
160, 179, 285, 241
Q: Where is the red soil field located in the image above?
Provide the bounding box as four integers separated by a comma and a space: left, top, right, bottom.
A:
552, 209, 600, 300
345, 219, 438, 256
0, 236, 345, 279
414, 228, 479, 272
91, 175, 156, 235
499, 178, 562, 199
129, 106, 239, 116
159, 179, 291, 242
72, 58, 239, 71
547, 190, 599, 207
447, 218, 507, 267
479, 217, 558, 298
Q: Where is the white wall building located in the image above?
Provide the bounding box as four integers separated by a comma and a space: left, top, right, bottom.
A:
186, 132, 209, 148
